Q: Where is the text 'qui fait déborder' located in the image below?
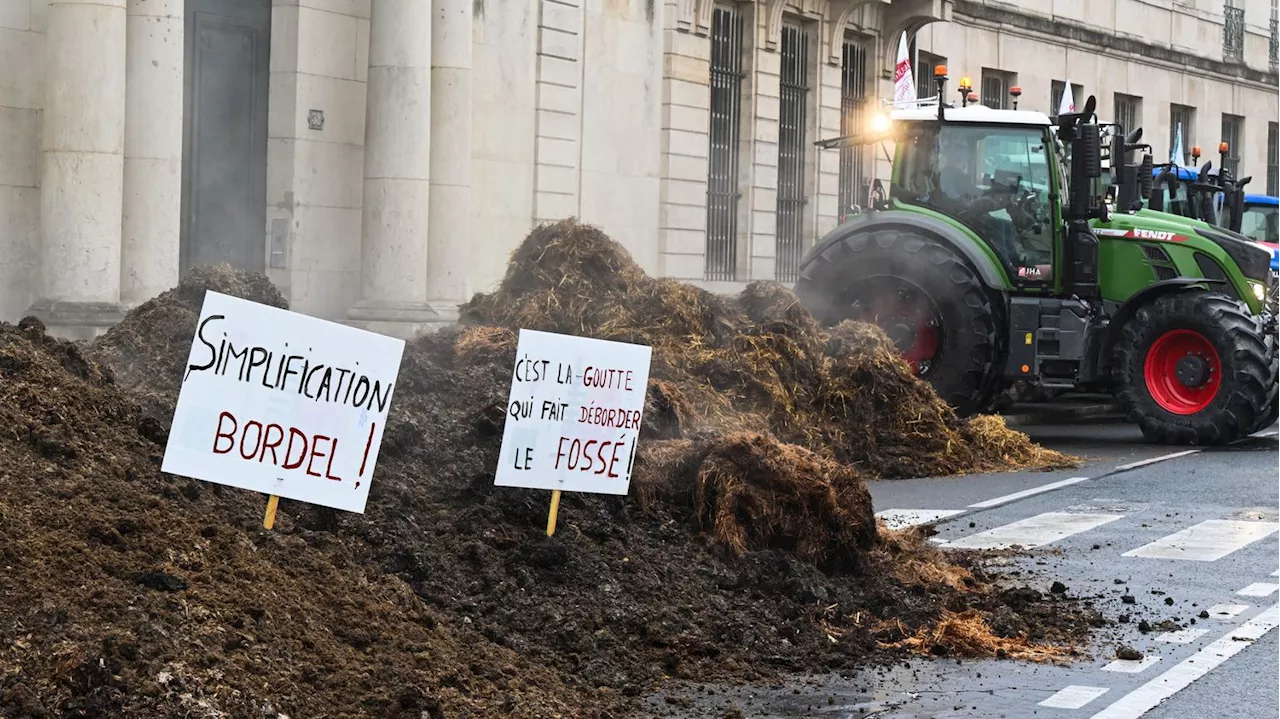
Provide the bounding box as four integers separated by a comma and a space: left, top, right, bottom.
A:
506, 355, 640, 479
186, 313, 386, 489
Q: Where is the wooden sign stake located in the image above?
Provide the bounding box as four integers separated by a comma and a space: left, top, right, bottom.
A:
546, 490, 562, 536
263, 494, 280, 530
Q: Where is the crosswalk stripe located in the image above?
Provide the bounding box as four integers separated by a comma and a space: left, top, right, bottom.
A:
966, 476, 1091, 509
1205, 603, 1250, 619
1154, 628, 1208, 644
874, 509, 965, 530
1102, 655, 1162, 674
1088, 604, 1280, 719
1039, 685, 1109, 709
1236, 582, 1280, 597
1121, 519, 1279, 562
1114, 450, 1200, 471
940, 512, 1125, 550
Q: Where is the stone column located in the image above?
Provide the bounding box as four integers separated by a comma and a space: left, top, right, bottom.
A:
425, 0, 473, 319
121, 0, 183, 306
347, 0, 437, 337
32, 0, 128, 338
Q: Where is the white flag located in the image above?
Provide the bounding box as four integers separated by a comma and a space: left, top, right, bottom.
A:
894, 33, 916, 104
1058, 81, 1076, 116
1171, 121, 1185, 165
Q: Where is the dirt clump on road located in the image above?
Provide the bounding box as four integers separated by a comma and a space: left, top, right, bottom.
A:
4, 218, 1095, 716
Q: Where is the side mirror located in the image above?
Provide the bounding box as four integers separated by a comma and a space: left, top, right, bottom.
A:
1125, 127, 1143, 144
1083, 95, 1097, 121
1238, 176, 1252, 189
1110, 131, 1125, 168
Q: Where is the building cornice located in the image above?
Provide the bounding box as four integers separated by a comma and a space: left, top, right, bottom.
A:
953, 0, 1279, 92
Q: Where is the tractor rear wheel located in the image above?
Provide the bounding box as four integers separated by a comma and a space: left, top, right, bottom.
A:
795, 229, 1002, 416
1115, 290, 1275, 445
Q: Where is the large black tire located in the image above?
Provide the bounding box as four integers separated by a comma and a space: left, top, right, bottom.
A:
795, 228, 1002, 416
1244, 330, 1279, 434
1115, 290, 1275, 445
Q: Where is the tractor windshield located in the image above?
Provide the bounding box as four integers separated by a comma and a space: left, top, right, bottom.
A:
1239, 204, 1279, 243
894, 123, 1055, 281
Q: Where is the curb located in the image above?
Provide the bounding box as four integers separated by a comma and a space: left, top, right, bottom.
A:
1001, 402, 1128, 428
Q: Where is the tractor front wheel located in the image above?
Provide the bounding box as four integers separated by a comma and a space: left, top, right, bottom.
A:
1115, 291, 1275, 445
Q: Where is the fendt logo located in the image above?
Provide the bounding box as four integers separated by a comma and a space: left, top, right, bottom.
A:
1130, 229, 1179, 241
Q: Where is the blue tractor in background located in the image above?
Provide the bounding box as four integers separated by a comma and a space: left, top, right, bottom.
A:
1239, 193, 1279, 279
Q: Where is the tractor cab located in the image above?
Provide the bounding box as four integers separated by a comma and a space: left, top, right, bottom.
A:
887, 106, 1060, 285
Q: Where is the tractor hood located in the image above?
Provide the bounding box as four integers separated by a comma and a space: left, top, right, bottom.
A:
1097, 209, 1274, 282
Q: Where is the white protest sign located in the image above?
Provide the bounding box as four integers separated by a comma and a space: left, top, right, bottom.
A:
162, 291, 405, 513
496, 329, 653, 495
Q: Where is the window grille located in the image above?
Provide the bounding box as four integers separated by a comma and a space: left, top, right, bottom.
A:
837, 38, 868, 222
1114, 94, 1140, 137
775, 23, 809, 282
1267, 122, 1278, 196
1221, 114, 1243, 178
1224, 2, 1245, 64
705, 5, 745, 281
980, 72, 1007, 109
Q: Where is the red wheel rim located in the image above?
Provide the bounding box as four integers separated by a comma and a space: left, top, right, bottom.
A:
1143, 329, 1222, 415
861, 288, 941, 375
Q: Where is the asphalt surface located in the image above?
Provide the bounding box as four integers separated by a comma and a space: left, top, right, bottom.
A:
646, 419, 1280, 719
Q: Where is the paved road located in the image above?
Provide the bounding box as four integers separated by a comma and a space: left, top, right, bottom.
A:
650, 420, 1280, 719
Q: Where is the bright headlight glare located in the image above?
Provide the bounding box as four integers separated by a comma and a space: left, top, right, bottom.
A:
869, 112, 891, 134
1250, 281, 1266, 302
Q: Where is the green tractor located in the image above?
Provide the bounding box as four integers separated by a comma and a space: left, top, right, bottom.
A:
796, 69, 1277, 445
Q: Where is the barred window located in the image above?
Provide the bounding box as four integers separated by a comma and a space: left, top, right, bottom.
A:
1270, 1, 1278, 73
980, 69, 1013, 109
775, 22, 810, 282
1050, 80, 1084, 119
837, 37, 869, 221
1169, 105, 1195, 165
705, 5, 746, 281
1221, 114, 1243, 178
914, 50, 945, 102
1267, 122, 1278, 196
1114, 94, 1141, 137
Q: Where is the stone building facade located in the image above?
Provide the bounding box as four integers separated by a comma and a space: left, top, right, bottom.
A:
0, 0, 1275, 338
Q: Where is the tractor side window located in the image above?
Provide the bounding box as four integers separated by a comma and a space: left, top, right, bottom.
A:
1240, 206, 1278, 243
893, 124, 1055, 283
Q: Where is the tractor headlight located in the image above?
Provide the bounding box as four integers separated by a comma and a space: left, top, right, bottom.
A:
1250, 280, 1267, 303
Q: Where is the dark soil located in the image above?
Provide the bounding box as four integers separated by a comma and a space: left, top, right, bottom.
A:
0, 318, 605, 718
0, 222, 1096, 718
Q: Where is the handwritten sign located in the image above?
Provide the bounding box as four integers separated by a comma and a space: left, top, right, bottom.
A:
496, 329, 653, 495
161, 291, 405, 514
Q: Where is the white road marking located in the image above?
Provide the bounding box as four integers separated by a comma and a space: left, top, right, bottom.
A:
1248, 429, 1279, 439
1121, 519, 1279, 561
1102, 655, 1162, 673
966, 477, 1091, 509
1039, 685, 1110, 709
1154, 628, 1209, 644
940, 512, 1125, 550
1205, 603, 1250, 619
1087, 604, 1280, 719
874, 509, 966, 530
1272, 568, 1279, 577
1114, 450, 1201, 471
1236, 582, 1280, 597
